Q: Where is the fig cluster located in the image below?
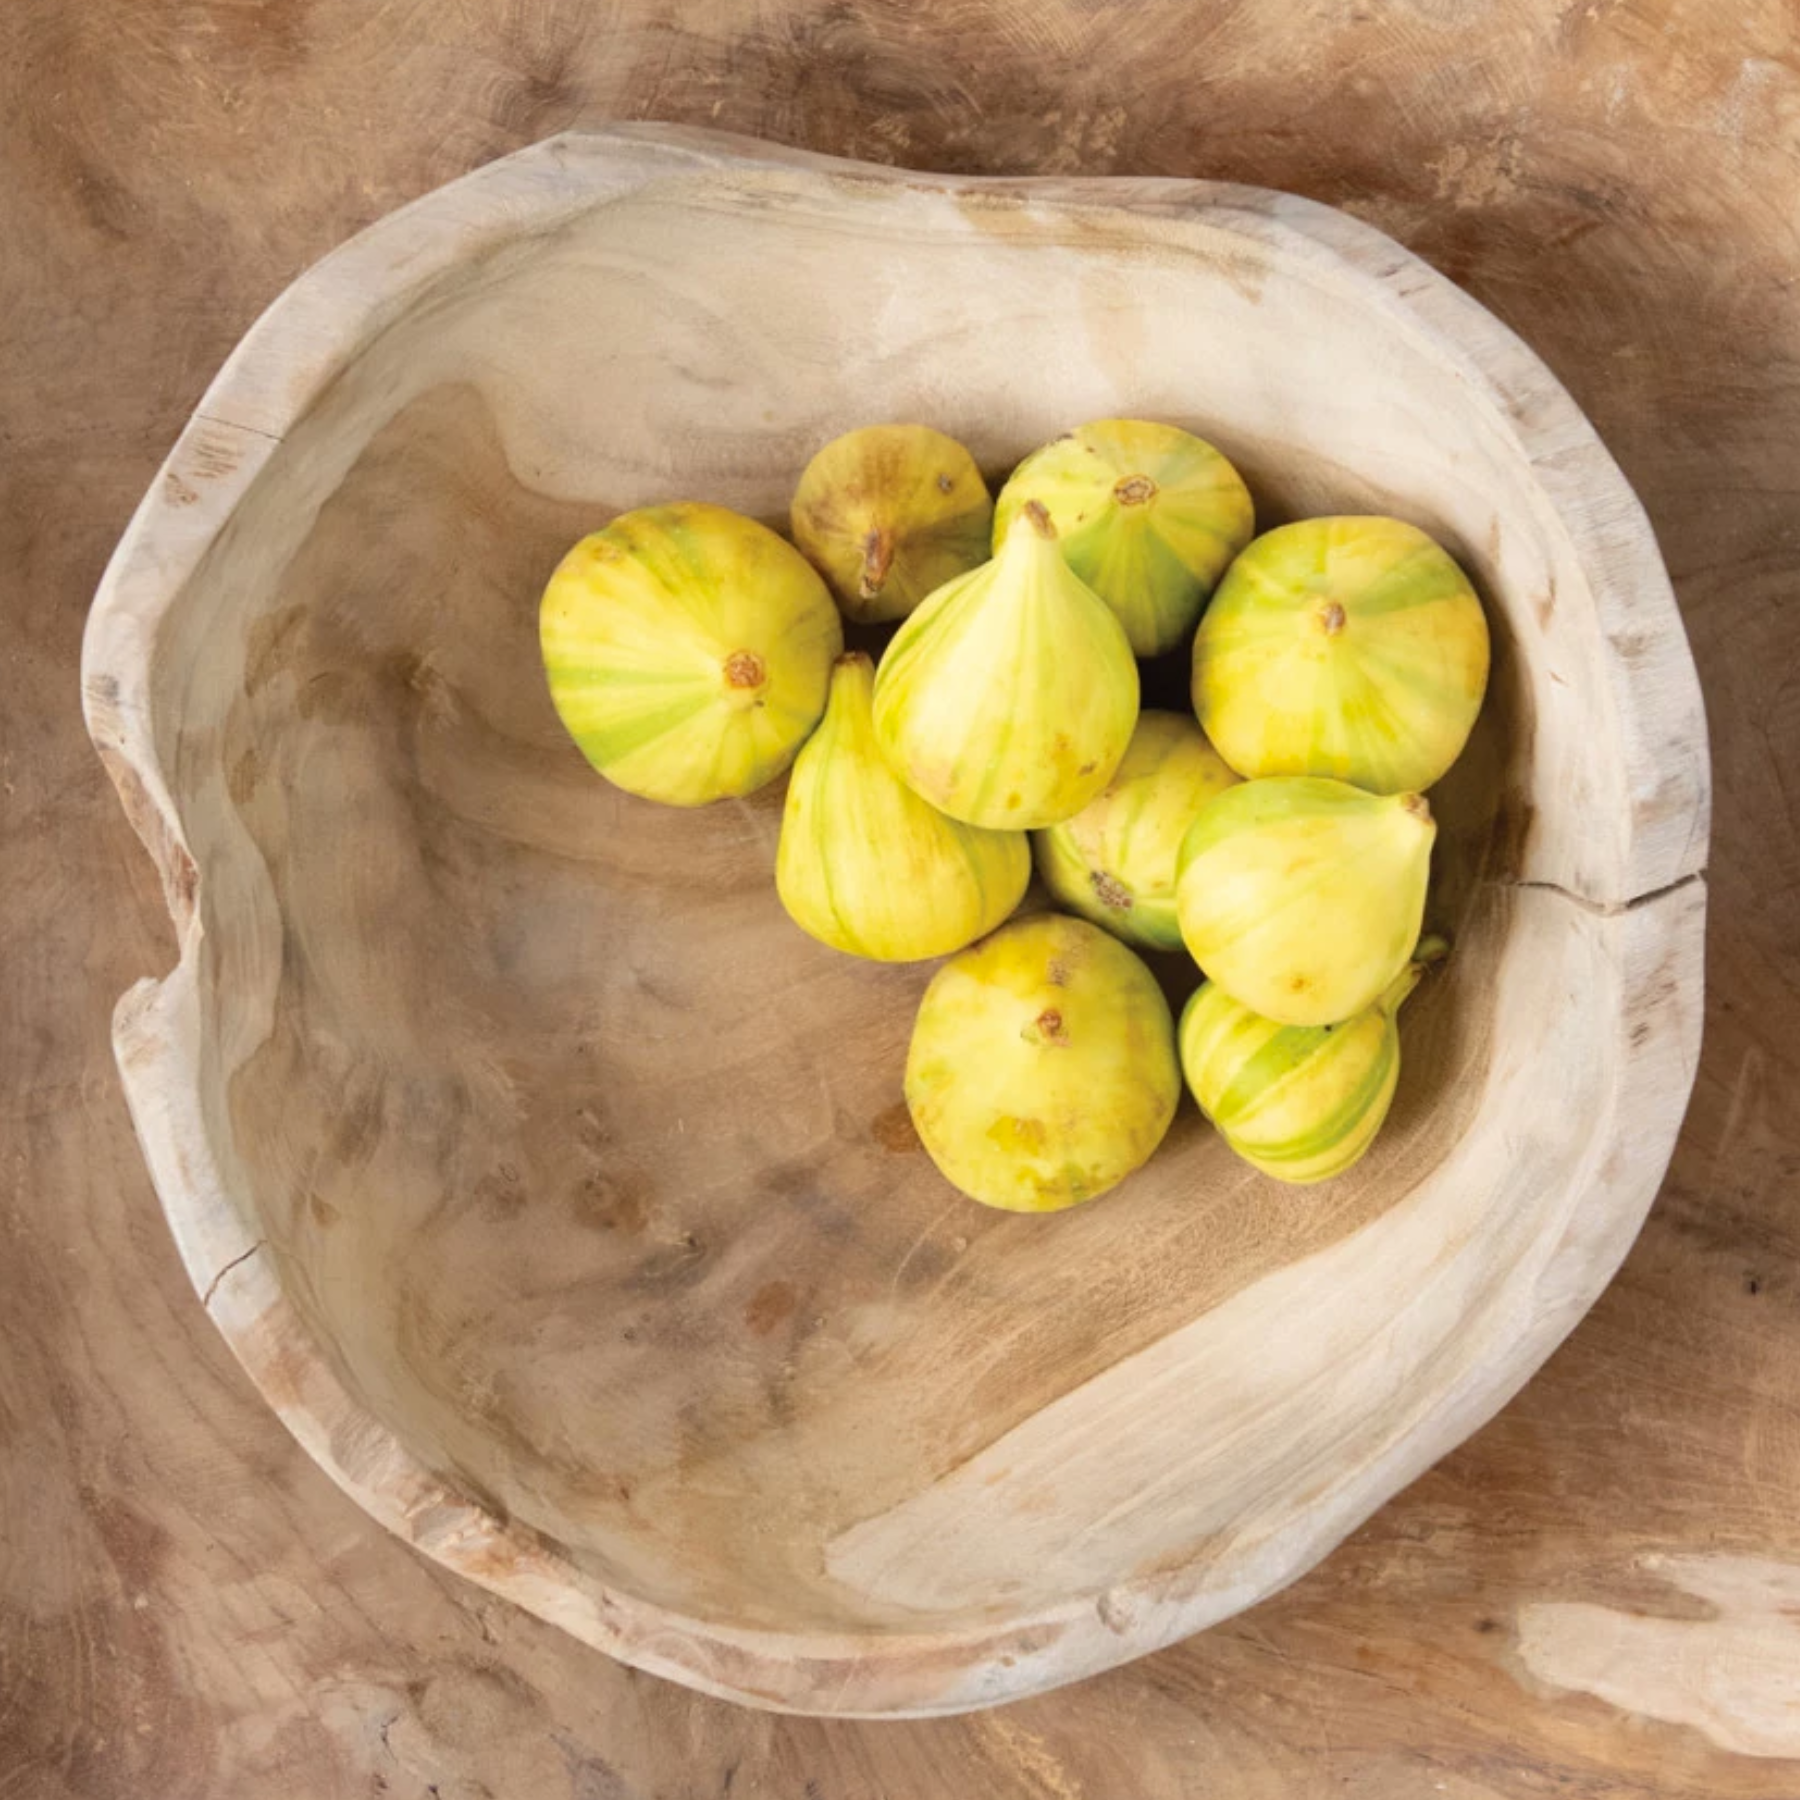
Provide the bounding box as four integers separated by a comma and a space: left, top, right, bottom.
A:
538, 421, 1490, 1206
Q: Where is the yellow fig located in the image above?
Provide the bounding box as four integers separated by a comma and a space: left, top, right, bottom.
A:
1179, 944, 1439, 1184
1192, 515, 1490, 793
872, 501, 1139, 829
905, 914, 1180, 1212
776, 652, 1029, 961
996, 419, 1255, 654
790, 424, 994, 623
1032, 710, 1240, 952
540, 502, 842, 806
1176, 777, 1433, 1026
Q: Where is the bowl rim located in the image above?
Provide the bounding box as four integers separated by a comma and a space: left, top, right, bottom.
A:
80, 122, 1709, 1717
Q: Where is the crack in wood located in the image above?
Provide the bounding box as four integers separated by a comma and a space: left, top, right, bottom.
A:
200, 1238, 267, 1308
1503, 868, 1706, 918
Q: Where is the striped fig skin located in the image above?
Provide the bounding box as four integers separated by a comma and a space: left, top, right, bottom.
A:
1179, 957, 1426, 1184
1033, 711, 1239, 952
790, 424, 994, 624
776, 652, 1028, 961
540, 502, 841, 806
1192, 515, 1489, 795
996, 420, 1255, 655
872, 502, 1139, 830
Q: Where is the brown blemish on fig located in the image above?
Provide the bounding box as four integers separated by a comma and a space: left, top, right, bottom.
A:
936, 473, 954, 494
724, 649, 767, 690
1090, 870, 1133, 911
1078, 760, 1098, 776
1400, 792, 1433, 823
1318, 601, 1347, 635
1114, 474, 1156, 506
1021, 499, 1057, 539
859, 526, 894, 598
1046, 959, 1070, 986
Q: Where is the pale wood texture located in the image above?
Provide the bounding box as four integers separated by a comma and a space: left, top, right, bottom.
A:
4, 0, 1795, 1790
79, 122, 1706, 1714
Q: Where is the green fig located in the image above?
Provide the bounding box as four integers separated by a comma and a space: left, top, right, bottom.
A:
1192, 516, 1490, 794
995, 419, 1254, 655
1180, 942, 1441, 1184
790, 424, 994, 623
776, 652, 1029, 961
905, 914, 1180, 1212
1176, 777, 1434, 1026
1032, 710, 1240, 951
540, 502, 842, 806
872, 501, 1140, 829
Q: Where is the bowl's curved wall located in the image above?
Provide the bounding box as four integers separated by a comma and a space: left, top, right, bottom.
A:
82, 126, 1706, 1716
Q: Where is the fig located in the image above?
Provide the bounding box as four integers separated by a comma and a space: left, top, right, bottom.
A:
872, 501, 1139, 829
905, 914, 1180, 1212
1179, 941, 1442, 1184
1176, 776, 1434, 1026
776, 652, 1030, 961
1032, 710, 1240, 952
1192, 515, 1490, 794
540, 502, 842, 806
790, 424, 994, 623
994, 419, 1254, 655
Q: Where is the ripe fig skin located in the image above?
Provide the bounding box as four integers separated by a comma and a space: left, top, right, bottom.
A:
790, 424, 994, 624
1180, 951, 1433, 1185
996, 419, 1255, 655
1192, 515, 1490, 795
872, 502, 1140, 830
1032, 710, 1240, 952
905, 914, 1180, 1213
776, 652, 1029, 962
1176, 776, 1434, 1027
540, 502, 842, 806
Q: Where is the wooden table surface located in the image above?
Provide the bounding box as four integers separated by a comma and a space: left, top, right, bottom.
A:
4, 2, 1797, 1795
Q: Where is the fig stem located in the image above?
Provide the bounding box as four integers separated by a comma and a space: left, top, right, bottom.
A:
1382, 934, 1450, 1015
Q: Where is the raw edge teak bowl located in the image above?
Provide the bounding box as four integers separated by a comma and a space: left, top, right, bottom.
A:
83, 126, 1708, 1717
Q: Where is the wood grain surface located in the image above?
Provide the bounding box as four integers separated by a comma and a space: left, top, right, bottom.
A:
81, 119, 1707, 1715
2, 0, 1795, 1791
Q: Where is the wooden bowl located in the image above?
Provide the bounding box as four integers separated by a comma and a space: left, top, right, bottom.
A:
83, 125, 1708, 1717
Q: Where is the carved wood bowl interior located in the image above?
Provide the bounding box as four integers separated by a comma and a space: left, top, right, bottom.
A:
83, 126, 1708, 1717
